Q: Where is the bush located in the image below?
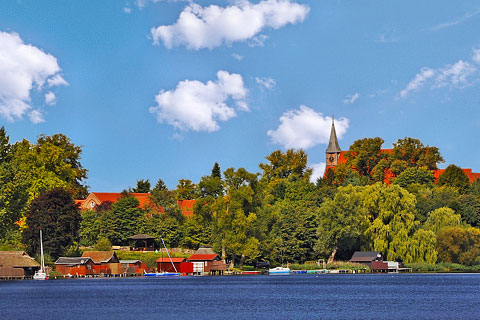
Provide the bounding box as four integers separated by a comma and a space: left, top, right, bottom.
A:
94, 237, 112, 251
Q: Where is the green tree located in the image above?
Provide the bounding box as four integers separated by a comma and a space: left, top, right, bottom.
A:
99, 195, 146, 245
197, 175, 224, 198
36, 134, 88, 198
211, 162, 221, 178
438, 164, 470, 193
362, 183, 425, 262
0, 126, 12, 163
411, 185, 459, 222
315, 185, 368, 262
218, 168, 262, 266
343, 137, 384, 179
152, 178, 167, 192
470, 179, 480, 196
436, 226, 480, 265
94, 237, 112, 251
22, 188, 81, 258
132, 179, 151, 193
391, 137, 443, 170
176, 179, 196, 200
259, 149, 312, 182
424, 207, 461, 233
457, 194, 480, 227
394, 167, 434, 188
79, 209, 101, 246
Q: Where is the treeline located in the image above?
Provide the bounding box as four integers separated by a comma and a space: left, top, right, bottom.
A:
1, 127, 479, 267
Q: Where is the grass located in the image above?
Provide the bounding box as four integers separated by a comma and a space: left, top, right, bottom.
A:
114, 251, 190, 268
405, 262, 480, 273
289, 261, 369, 271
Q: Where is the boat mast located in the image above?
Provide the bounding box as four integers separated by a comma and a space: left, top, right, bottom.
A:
39, 230, 45, 272
161, 237, 178, 273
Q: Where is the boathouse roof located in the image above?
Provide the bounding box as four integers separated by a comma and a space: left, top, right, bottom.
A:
55, 257, 93, 265
81, 251, 119, 264
350, 251, 383, 262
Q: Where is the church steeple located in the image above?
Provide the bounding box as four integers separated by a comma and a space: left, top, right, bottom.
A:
326, 117, 342, 167
326, 117, 341, 153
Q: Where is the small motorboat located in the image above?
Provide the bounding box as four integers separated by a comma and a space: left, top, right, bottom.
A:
268, 267, 291, 275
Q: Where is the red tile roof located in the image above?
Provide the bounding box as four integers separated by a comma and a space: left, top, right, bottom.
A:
156, 257, 187, 263
433, 168, 480, 183
94, 193, 151, 208
177, 199, 195, 217
188, 254, 219, 261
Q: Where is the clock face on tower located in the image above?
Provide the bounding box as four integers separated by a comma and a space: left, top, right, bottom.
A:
328, 156, 335, 163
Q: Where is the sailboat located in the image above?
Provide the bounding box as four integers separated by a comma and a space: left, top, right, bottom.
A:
33, 230, 48, 280
144, 237, 181, 277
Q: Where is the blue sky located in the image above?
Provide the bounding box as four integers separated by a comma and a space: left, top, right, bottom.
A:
1, 0, 479, 192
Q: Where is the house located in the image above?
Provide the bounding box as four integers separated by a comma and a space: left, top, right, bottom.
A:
0, 251, 40, 279
77, 192, 151, 211
325, 119, 480, 183
81, 251, 123, 275
188, 246, 227, 275
54, 257, 95, 277
156, 257, 193, 275
76, 192, 197, 218
120, 260, 148, 275
127, 234, 156, 251
350, 251, 383, 269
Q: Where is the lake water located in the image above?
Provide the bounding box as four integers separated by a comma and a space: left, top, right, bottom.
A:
1, 273, 479, 319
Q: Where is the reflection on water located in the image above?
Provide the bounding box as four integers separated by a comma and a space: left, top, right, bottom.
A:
1, 273, 479, 319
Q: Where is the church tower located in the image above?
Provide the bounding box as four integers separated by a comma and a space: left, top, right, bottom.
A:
326, 117, 342, 167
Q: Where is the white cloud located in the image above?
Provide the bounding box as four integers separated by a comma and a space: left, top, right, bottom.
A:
232, 53, 244, 61
44, 92, 56, 105
255, 77, 276, 89
309, 162, 326, 183
28, 109, 45, 124
400, 68, 435, 98
0, 31, 66, 123
343, 93, 359, 104
47, 74, 68, 87
151, 0, 309, 50
433, 60, 476, 88
267, 105, 349, 150
248, 34, 269, 47
123, 7, 132, 14
149, 70, 248, 132
430, 8, 480, 32
473, 49, 480, 65
400, 52, 479, 98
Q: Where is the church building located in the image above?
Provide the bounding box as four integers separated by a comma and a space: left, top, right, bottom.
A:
324, 119, 480, 183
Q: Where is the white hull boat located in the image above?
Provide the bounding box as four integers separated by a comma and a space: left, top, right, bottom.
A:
269, 267, 291, 275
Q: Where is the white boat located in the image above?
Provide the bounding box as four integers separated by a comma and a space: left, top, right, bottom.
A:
144, 237, 180, 277
33, 230, 48, 280
269, 267, 291, 275
144, 271, 180, 277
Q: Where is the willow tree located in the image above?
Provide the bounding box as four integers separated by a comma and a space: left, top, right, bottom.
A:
316, 185, 368, 262
362, 183, 437, 263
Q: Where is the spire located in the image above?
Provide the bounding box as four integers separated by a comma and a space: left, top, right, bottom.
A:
326, 116, 341, 153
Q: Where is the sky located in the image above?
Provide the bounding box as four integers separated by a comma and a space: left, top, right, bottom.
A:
1, 0, 480, 192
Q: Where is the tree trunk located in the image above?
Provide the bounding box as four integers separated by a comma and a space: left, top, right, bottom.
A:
239, 254, 246, 268
327, 247, 337, 264
222, 239, 226, 260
